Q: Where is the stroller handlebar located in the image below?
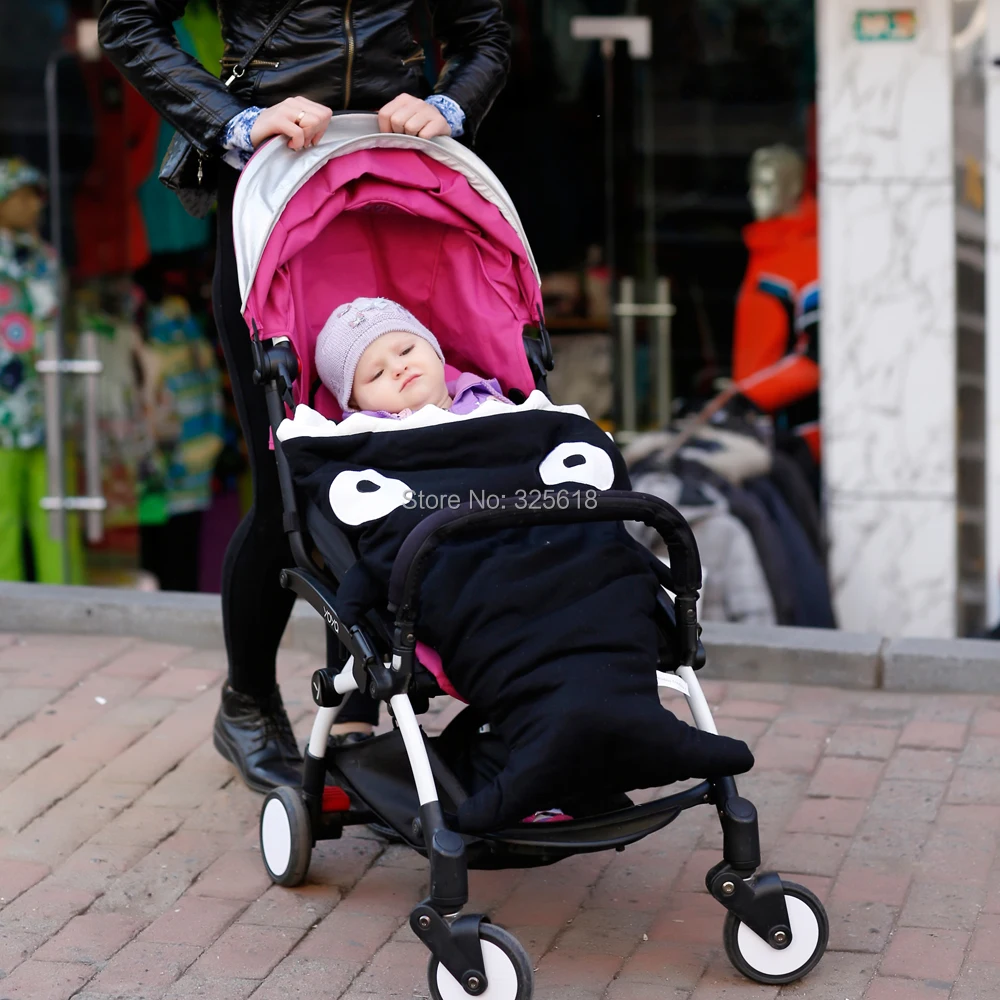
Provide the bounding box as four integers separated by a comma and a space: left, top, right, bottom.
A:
387, 490, 703, 666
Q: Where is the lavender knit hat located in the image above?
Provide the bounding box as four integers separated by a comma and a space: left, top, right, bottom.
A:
315, 297, 445, 410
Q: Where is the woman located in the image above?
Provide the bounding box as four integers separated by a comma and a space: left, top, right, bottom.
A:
99, 1, 511, 793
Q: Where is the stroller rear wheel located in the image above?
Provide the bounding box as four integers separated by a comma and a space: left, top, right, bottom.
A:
723, 880, 828, 985
260, 786, 313, 887
428, 923, 533, 1000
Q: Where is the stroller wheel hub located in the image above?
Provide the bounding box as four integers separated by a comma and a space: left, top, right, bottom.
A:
723, 880, 828, 985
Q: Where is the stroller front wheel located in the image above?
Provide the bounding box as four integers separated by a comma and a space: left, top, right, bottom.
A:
723, 880, 828, 985
260, 786, 313, 887
428, 923, 533, 1000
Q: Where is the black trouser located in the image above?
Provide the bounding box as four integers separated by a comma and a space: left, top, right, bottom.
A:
213, 165, 379, 725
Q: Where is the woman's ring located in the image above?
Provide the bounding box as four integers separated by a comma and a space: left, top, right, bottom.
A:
294, 110, 306, 126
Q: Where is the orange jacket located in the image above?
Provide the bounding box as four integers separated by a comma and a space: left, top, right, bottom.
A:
732, 194, 819, 414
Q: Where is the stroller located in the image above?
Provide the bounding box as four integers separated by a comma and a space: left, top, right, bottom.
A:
235, 115, 829, 998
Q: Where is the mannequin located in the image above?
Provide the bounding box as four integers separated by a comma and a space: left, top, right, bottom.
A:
0, 159, 84, 582
732, 144, 819, 457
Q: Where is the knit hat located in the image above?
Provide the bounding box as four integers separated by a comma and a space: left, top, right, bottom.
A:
315, 297, 445, 410
0, 158, 44, 203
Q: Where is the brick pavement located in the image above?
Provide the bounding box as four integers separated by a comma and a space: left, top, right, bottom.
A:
1, 632, 1000, 998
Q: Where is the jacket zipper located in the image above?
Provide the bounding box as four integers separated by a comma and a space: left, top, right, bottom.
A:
220, 57, 281, 70
343, 0, 355, 109
197, 151, 204, 185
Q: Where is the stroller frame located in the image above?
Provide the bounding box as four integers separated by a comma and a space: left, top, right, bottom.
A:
252, 333, 829, 996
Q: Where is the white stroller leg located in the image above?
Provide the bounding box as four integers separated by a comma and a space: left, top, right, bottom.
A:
307, 706, 339, 758
677, 665, 720, 735
307, 657, 359, 758
390, 693, 439, 806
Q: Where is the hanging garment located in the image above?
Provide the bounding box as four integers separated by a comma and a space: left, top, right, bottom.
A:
634, 447, 799, 627
745, 476, 836, 628
630, 470, 776, 626
677, 423, 773, 485
136, 295, 225, 519
0, 448, 85, 584
732, 193, 819, 417
0, 227, 57, 450
706, 476, 798, 627
73, 59, 159, 279
769, 450, 825, 562
74, 292, 147, 531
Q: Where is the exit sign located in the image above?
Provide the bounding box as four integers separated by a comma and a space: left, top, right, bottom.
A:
854, 9, 917, 40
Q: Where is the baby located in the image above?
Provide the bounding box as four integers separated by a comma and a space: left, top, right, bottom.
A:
315, 296, 512, 420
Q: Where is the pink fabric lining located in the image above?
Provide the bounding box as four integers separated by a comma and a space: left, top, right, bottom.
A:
243, 148, 540, 421
415, 641, 464, 702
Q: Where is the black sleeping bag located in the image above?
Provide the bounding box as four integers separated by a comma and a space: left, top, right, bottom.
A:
281, 402, 754, 831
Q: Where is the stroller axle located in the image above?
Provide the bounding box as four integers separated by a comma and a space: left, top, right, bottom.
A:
411, 906, 489, 996
707, 862, 792, 950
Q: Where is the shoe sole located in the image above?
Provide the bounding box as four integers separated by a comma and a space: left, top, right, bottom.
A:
213, 726, 282, 795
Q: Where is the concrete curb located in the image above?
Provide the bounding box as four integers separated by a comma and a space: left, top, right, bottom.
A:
698, 621, 885, 689
3, 581, 1000, 692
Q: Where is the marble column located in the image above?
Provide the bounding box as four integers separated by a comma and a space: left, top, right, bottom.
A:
986, 0, 1000, 625
819, 0, 957, 636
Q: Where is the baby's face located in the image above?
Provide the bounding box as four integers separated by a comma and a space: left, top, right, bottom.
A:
351, 331, 449, 413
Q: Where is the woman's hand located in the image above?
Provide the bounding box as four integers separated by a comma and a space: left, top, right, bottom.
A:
250, 97, 333, 151
377, 94, 451, 138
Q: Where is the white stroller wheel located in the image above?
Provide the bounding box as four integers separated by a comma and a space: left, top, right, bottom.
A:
429, 923, 532, 1000
723, 881, 828, 985
260, 787, 312, 887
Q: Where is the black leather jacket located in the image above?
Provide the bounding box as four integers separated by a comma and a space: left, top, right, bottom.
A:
98, 1, 510, 155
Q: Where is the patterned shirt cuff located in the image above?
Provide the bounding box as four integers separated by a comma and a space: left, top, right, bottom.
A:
425, 95, 465, 138
220, 106, 263, 170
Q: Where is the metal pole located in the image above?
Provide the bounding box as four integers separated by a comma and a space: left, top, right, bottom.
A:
641, 62, 656, 290
43, 52, 68, 583
654, 277, 672, 427
619, 276, 637, 433
81, 330, 103, 543
601, 37, 616, 306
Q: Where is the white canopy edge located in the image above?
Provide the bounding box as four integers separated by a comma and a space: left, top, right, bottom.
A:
232, 113, 541, 312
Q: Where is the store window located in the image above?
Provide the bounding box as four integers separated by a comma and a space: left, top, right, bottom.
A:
0, 1, 818, 599
479, 0, 817, 436
0, 0, 243, 591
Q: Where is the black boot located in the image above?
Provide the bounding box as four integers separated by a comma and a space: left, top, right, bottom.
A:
213, 683, 304, 793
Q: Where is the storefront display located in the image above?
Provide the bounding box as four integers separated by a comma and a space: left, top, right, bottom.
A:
134, 289, 224, 592
0, 1, 818, 593
732, 144, 820, 456
0, 156, 84, 583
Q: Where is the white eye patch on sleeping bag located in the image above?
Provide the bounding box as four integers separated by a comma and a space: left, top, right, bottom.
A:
329, 469, 411, 525
538, 442, 615, 491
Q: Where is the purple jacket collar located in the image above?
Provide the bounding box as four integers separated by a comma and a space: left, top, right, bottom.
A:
344, 372, 512, 421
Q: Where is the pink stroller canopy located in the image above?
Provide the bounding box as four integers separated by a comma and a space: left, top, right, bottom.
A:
235, 115, 542, 420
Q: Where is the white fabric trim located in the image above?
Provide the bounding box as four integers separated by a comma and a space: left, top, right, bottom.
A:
234, 114, 541, 311
275, 390, 590, 442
